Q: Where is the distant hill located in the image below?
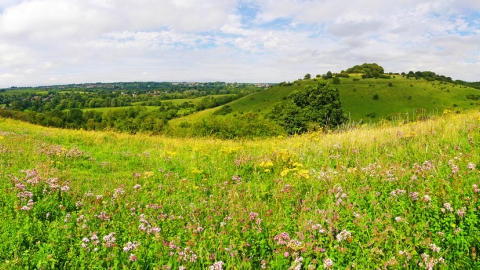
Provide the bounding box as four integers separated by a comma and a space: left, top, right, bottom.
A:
170, 74, 480, 126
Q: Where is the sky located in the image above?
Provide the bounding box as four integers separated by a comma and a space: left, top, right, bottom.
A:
0, 0, 479, 88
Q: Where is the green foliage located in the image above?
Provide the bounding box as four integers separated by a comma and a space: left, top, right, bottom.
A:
346, 63, 385, 77
170, 112, 284, 139
332, 77, 341, 84
269, 82, 347, 134
304, 74, 311, 80
212, 105, 233, 116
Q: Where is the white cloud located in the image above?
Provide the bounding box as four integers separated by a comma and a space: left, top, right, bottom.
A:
0, 0, 119, 41
0, 0, 479, 87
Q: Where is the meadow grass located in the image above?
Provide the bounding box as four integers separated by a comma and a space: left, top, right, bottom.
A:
0, 110, 479, 269
81, 106, 161, 113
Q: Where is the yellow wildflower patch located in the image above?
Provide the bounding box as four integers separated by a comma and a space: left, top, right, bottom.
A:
191, 168, 203, 174
143, 171, 154, 178
259, 160, 274, 168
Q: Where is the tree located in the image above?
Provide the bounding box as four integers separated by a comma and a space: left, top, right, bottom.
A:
269, 82, 347, 134
304, 73, 311, 80
333, 77, 341, 84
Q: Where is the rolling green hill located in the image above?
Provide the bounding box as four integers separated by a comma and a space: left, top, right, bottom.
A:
170, 75, 480, 126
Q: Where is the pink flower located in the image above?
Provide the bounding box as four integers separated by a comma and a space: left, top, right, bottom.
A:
273, 232, 290, 245
129, 253, 138, 262
123, 241, 140, 252
323, 258, 334, 269
209, 261, 224, 270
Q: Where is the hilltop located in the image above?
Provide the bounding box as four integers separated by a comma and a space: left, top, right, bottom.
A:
171, 73, 480, 127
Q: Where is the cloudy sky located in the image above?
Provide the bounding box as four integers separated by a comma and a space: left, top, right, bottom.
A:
0, 0, 479, 88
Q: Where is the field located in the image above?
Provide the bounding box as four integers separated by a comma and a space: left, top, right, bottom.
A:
0, 109, 479, 269
81, 106, 161, 113
171, 76, 480, 126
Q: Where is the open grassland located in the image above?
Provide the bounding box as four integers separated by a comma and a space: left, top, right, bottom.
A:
81, 106, 161, 113
132, 95, 238, 107
0, 111, 479, 269
0, 89, 49, 96
178, 77, 480, 125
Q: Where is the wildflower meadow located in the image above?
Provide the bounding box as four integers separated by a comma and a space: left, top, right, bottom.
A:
0, 111, 479, 269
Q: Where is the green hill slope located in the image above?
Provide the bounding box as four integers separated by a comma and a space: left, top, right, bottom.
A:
171, 75, 480, 126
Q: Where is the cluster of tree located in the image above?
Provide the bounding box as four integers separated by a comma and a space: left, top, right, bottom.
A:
0, 84, 258, 112
401, 71, 480, 90
345, 63, 385, 78
466, 94, 480, 100
268, 82, 347, 134
3, 81, 266, 93
194, 94, 244, 111
0, 100, 200, 134
401, 71, 452, 82
455, 81, 480, 90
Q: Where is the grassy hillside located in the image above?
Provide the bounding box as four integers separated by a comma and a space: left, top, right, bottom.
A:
171, 76, 480, 126
0, 111, 479, 268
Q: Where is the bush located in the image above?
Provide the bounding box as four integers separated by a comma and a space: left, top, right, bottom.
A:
373, 94, 379, 100
269, 82, 347, 134
213, 105, 233, 116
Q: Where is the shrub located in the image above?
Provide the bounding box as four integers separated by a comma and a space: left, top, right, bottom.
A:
269, 82, 347, 134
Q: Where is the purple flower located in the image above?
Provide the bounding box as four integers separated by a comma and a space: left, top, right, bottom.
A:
249, 212, 259, 221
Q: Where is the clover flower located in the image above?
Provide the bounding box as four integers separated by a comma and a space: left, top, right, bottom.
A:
443, 203, 453, 212
123, 241, 140, 252
323, 258, 334, 269
336, 230, 351, 242
209, 261, 224, 270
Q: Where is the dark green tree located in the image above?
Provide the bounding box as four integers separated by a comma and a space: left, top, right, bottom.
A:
304, 73, 311, 80
269, 82, 347, 134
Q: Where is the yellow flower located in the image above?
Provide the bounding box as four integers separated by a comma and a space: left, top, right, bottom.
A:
296, 169, 310, 179
144, 171, 154, 178
292, 162, 303, 167
259, 160, 274, 168
280, 168, 290, 177
191, 168, 203, 174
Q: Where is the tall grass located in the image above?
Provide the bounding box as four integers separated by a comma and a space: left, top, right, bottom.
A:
0, 110, 479, 269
